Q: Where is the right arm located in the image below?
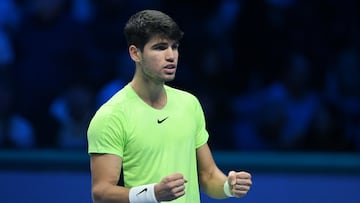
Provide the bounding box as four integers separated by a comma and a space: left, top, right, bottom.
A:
90, 153, 130, 203
90, 153, 187, 203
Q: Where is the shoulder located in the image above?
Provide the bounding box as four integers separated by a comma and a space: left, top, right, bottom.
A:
90, 84, 134, 124
165, 85, 198, 101
99, 84, 136, 111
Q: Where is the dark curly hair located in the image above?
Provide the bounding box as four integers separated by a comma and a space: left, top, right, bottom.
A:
124, 10, 184, 51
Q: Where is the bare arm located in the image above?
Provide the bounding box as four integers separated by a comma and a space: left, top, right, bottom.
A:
90, 154, 130, 203
197, 143, 252, 199
197, 143, 228, 199
90, 154, 188, 203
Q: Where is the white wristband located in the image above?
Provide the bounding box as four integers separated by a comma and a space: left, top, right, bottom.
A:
129, 183, 159, 203
223, 180, 234, 197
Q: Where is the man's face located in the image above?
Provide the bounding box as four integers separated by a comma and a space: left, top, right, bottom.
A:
138, 36, 179, 84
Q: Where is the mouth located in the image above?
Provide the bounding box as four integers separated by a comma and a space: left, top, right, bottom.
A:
163, 64, 176, 75
164, 64, 176, 69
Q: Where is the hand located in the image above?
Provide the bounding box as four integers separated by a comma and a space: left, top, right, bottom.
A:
227, 171, 252, 198
154, 173, 188, 201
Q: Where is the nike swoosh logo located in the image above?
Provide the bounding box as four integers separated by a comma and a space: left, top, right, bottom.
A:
136, 188, 148, 196
157, 117, 168, 124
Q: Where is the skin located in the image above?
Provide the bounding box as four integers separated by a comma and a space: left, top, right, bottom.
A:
90, 36, 252, 203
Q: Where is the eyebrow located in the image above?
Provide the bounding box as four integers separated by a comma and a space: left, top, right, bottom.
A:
151, 42, 168, 47
151, 41, 179, 48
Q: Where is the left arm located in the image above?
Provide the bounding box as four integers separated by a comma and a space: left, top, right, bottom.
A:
196, 143, 252, 199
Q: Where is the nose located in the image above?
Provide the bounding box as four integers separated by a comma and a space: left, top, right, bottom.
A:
165, 47, 175, 62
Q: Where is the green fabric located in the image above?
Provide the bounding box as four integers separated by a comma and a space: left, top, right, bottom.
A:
87, 84, 209, 202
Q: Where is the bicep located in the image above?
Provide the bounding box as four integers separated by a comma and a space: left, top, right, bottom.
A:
90, 153, 122, 187
90, 154, 131, 202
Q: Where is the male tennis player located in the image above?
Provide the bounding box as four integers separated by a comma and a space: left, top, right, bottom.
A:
87, 9, 252, 203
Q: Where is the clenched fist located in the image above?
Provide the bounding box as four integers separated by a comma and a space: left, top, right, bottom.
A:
226, 171, 252, 198
154, 173, 188, 201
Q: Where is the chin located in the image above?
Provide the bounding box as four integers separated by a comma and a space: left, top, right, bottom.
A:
164, 75, 176, 81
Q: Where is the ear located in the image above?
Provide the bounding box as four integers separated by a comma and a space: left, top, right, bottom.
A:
129, 45, 141, 63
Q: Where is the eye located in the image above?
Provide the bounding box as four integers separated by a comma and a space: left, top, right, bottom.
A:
158, 45, 168, 50
172, 43, 179, 50
153, 44, 168, 50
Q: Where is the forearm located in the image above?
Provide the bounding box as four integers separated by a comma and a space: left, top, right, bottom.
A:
199, 167, 228, 199
92, 183, 130, 203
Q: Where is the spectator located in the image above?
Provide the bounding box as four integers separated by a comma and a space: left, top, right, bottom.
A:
50, 84, 95, 149
325, 47, 360, 151
13, 0, 96, 147
232, 53, 320, 150
0, 77, 35, 148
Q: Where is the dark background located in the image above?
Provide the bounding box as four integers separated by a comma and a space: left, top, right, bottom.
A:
1, 1, 360, 203
2, 0, 360, 152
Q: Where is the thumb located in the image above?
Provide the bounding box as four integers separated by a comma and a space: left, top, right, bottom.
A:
227, 171, 237, 186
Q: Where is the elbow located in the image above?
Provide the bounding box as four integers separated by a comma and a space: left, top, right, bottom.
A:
92, 185, 108, 203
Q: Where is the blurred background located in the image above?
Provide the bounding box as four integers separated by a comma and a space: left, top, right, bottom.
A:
0, 0, 360, 202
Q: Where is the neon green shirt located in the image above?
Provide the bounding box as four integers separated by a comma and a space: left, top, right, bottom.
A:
87, 84, 209, 202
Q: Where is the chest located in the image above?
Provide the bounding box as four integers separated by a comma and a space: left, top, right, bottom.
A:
124, 104, 198, 154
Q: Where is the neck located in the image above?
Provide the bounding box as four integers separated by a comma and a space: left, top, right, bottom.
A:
130, 80, 167, 109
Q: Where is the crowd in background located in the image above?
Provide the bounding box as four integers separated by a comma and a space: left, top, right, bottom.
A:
0, 0, 359, 152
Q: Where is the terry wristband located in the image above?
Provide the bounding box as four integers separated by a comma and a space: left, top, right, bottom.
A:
223, 180, 234, 197
129, 183, 159, 203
